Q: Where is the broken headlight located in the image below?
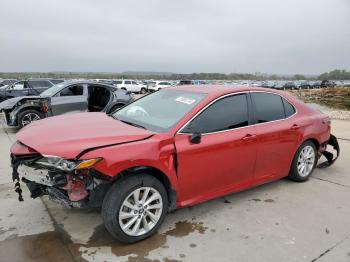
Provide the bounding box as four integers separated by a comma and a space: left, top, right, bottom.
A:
35, 156, 103, 171
36, 156, 77, 171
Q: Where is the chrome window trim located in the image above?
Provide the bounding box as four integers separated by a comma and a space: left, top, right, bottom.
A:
177, 90, 297, 136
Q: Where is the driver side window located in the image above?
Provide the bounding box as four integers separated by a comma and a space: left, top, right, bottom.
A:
182, 94, 249, 134
59, 85, 84, 96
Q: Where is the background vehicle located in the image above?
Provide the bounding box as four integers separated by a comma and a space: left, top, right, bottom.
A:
321, 80, 336, 88
115, 80, 148, 94
298, 81, 311, 89
0, 81, 134, 128
10, 86, 338, 243
0, 79, 55, 102
312, 81, 322, 89
0, 79, 17, 89
283, 82, 297, 90
147, 81, 172, 92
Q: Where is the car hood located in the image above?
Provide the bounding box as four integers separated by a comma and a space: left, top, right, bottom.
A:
16, 112, 155, 159
0, 96, 41, 110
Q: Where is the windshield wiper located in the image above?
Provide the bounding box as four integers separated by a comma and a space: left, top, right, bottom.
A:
119, 119, 147, 130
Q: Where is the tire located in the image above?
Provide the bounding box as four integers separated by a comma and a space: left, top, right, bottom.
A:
140, 88, 147, 94
102, 174, 168, 243
18, 109, 45, 129
121, 87, 127, 91
288, 141, 317, 182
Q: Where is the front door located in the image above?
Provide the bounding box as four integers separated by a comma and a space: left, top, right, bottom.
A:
174, 93, 258, 206
51, 84, 88, 115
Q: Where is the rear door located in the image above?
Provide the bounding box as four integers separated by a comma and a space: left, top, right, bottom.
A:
175, 93, 258, 204
50, 84, 88, 115
251, 92, 299, 185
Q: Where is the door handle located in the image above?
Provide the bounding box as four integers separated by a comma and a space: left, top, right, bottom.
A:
242, 134, 257, 141
290, 124, 300, 130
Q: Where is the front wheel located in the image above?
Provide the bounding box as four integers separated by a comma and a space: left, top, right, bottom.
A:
288, 141, 317, 182
140, 88, 147, 94
18, 110, 45, 129
102, 174, 168, 243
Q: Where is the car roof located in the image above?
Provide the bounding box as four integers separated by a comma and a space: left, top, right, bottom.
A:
168, 85, 288, 96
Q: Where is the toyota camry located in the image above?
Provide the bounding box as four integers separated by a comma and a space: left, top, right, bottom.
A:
10, 85, 339, 243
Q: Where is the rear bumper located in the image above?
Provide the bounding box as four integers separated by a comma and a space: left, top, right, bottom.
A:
317, 134, 340, 168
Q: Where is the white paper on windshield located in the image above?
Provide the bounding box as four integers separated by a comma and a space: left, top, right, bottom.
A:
175, 96, 196, 105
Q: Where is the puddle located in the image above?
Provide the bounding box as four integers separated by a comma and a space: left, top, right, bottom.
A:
0, 220, 207, 262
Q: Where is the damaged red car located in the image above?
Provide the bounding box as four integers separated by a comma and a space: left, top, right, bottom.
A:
10, 86, 339, 243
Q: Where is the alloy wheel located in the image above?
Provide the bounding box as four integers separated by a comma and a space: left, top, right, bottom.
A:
297, 145, 315, 177
21, 113, 41, 127
118, 187, 163, 236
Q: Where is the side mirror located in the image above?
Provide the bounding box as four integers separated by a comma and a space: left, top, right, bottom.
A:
189, 132, 201, 144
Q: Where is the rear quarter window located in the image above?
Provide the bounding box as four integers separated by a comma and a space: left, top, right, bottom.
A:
252, 93, 285, 123
282, 98, 296, 117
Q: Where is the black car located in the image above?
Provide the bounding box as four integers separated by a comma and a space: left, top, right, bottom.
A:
321, 80, 336, 88
0, 79, 56, 102
0, 81, 134, 128
282, 82, 297, 90
298, 81, 311, 89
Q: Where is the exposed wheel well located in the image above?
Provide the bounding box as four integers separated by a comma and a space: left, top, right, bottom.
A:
114, 166, 176, 211
304, 138, 320, 151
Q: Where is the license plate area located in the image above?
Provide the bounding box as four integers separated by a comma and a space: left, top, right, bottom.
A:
17, 164, 53, 186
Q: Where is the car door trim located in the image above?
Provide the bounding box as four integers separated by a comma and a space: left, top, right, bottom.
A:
177, 90, 297, 136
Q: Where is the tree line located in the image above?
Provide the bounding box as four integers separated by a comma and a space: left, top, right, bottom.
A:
0, 69, 349, 80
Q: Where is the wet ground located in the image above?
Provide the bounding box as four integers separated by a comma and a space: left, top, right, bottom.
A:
1, 115, 350, 262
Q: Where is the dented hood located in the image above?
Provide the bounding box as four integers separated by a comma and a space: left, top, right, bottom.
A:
16, 112, 154, 159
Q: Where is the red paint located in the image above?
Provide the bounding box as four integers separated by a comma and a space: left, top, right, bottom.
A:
11, 86, 331, 209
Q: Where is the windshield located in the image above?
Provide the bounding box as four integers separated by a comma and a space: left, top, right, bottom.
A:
40, 83, 66, 97
114, 89, 206, 132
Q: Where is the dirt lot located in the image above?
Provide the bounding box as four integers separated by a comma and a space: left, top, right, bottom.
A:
0, 116, 350, 262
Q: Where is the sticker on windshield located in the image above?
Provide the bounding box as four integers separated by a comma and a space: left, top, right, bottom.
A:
175, 96, 196, 105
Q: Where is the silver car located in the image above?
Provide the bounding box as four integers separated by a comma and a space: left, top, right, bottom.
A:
0, 81, 134, 128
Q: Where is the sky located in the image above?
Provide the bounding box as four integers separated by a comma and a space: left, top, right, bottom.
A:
0, 0, 349, 74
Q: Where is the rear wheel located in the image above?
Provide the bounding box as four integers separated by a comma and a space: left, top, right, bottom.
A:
18, 109, 45, 129
288, 141, 317, 182
140, 88, 147, 94
102, 174, 168, 243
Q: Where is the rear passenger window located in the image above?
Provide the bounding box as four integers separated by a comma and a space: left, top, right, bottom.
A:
252, 93, 285, 123
125, 81, 131, 85
60, 85, 84, 96
282, 98, 296, 117
183, 94, 249, 133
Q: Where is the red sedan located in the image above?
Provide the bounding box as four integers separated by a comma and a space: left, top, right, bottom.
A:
10, 86, 339, 243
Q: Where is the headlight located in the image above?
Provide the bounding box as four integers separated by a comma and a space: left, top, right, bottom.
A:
36, 156, 102, 171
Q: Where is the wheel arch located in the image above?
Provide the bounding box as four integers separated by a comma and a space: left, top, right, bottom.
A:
113, 165, 177, 211
14, 106, 44, 125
